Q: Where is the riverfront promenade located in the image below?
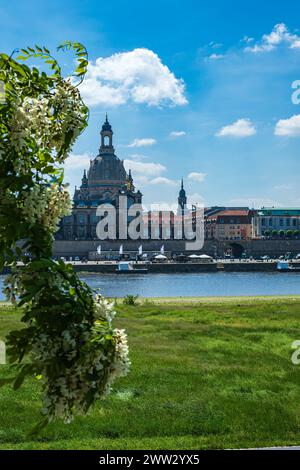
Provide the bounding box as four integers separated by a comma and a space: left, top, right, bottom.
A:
58, 259, 300, 274
2, 259, 300, 275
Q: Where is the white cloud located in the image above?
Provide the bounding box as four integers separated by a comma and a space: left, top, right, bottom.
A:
216, 118, 256, 138
208, 53, 225, 60
64, 152, 91, 170
77, 79, 125, 106
169, 131, 186, 138
209, 41, 223, 49
127, 153, 148, 161
150, 177, 178, 186
132, 175, 151, 186
245, 23, 300, 53
188, 172, 207, 182
274, 115, 300, 136
242, 36, 254, 44
187, 192, 205, 206
127, 138, 156, 148
79, 48, 188, 107
124, 159, 166, 177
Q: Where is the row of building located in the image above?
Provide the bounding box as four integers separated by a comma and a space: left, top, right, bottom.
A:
205, 207, 300, 241
57, 117, 300, 243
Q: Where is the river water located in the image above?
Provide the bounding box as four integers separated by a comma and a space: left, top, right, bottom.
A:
0, 272, 300, 299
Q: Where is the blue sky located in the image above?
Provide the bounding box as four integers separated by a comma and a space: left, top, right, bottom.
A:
2, 0, 300, 208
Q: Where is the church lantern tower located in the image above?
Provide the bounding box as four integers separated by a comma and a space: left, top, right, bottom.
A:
99, 114, 114, 154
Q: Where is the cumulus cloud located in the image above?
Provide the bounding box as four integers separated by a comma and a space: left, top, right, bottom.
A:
78, 48, 188, 107
274, 115, 300, 136
127, 138, 156, 147
64, 152, 91, 170
124, 159, 166, 177
123, 158, 178, 186
242, 36, 254, 44
245, 23, 300, 53
216, 118, 256, 138
188, 172, 207, 182
150, 177, 178, 186
169, 131, 186, 138
127, 153, 148, 161
207, 53, 225, 60
187, 193, 205, 206
132, 175, 151, 186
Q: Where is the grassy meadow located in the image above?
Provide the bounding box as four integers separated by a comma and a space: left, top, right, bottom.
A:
1, 296, 300, 449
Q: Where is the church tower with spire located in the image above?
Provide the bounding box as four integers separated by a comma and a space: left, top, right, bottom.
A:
178, 178, 187, 215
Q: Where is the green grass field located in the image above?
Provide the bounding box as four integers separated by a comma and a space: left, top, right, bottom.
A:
1, 296, 300, 449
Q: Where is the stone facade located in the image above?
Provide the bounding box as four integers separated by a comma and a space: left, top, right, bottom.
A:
206, 209, 255, 241
252, 208, 300, 238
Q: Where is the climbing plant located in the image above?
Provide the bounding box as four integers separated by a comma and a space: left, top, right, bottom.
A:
0, 43, 130, 432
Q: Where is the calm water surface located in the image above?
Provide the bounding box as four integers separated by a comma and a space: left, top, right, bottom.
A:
1, 272, 300, 299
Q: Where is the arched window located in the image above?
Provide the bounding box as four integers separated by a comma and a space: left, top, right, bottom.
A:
104, 135, 110, 146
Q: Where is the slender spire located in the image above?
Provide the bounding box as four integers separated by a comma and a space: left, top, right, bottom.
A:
101, 114, 112, 132
178, 177, 187, 213
127, 169, 135, 191
81, 169, 88, 187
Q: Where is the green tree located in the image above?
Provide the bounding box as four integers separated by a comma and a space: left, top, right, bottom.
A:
0, 44, 129, 431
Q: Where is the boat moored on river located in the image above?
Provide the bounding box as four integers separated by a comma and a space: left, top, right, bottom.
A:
277, 261, 300, 272
116, 261, 148, 274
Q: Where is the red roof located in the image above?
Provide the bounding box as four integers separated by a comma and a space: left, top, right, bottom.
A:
206, 209, 255, 222
215, 210, 251, 217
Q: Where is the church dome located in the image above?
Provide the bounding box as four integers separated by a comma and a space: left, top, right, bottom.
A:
88, 154, 127, 184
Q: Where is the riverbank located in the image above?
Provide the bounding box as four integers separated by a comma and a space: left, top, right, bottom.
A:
1, 296, 300, 449
2, 260, 300, 276
67, 260, 300, 274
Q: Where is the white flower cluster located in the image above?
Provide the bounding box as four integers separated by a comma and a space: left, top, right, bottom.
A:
21, 183, 71, 233
50, 80, 84, 155
10, 79, 86, 170
10, 96, 51, 156
31, 298, 130, 424
94, 294, 116, 324
103, 328, 131, 396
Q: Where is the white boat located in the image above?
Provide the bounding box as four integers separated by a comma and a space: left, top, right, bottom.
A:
116, 261, 148, 274
277, 261, 300, 272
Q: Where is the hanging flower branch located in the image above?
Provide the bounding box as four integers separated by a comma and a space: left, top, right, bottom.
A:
0, 43, 130, 432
